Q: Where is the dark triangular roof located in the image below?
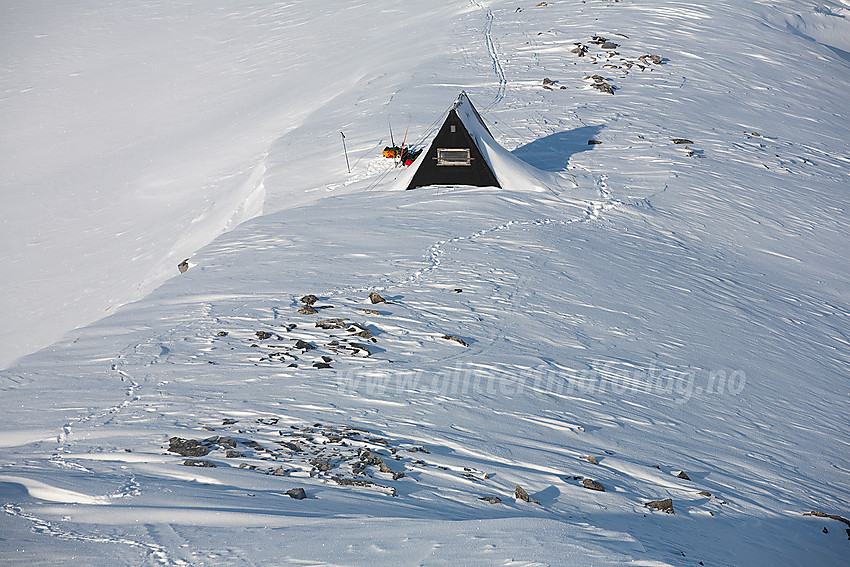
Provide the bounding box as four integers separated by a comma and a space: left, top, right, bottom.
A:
390, 91, 564, 193
405, 92, 500, 190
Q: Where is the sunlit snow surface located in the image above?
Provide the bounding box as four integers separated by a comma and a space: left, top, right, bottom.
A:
2, 0, 849, 565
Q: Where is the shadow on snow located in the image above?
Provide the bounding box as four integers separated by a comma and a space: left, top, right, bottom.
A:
510, 125, 603, 172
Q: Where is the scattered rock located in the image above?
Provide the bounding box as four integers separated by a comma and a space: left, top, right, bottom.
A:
588, 140, 602, 145
216, 331, 228, 337
222, 418, 238, 425
300, 294, 319, 305
515, 485, 530, 502
225, 450, 245, 458
601, 41, 619, 49
311, 458, 332, 472
168, 437, 210, 457
583, 456, 598, 465
671, 138, 694, 145
368, 292, 387, 304
698, 491, 712, 497
183, 459, 216, 467
312, 362, 332, 369
677, 471, 691, 481
294, 339, 316, 350
645, 498, 675, 514
349, 342, 372, 356
479, 496, 502, 504
297, 306, 318, 315
177, 259, 189, 274
316, 318, 348, 330
823, 527, 829, 534
355, 308, 382, 315
442, 335, 468, 347
332, 477, 396, 497
583, 478, 605, 492
803, 510, 850, 527
255, 331, 272, 340
286, 487, 307, 500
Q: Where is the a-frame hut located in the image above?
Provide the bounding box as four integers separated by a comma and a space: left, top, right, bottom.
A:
406, 92, 500, 190
394, 92, 560, 193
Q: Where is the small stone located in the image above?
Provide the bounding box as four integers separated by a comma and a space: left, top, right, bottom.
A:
294, 339, 316, 350
225, 450, 245, 458
582, 478, 605, 492
601, 41, 618, 49
542, 77, 554, 85
671, 138, 694, 144
168, 437, 209, 457
698, 491, 712, 497
300, 294, 319, 305
480, 496, 502, 504
312, 458, 332, 472
255, 331, 272, 340
822, 527, 828, 534
356, 308, 382, 315
177, 259, 189, 274
183, 459, 216, 467
368, 292, 387, 304
515, 485, 530, 502
677, 471, 691, 481
313, 362, 332, 369
272, 467, 286, 476
588, 140, 602, 145
583, 456, 598, 465
297, 306, 318, 315
286, 487, 307, 500
222, 418, 238, 425
442, 335, 468, 347
645, 498, 675, 514
216, 331, 228, 337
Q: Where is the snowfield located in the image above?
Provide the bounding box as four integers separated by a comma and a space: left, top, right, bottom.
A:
1, 0, 849, 565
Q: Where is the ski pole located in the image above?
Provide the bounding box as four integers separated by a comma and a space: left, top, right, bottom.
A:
341, 132, 351, 173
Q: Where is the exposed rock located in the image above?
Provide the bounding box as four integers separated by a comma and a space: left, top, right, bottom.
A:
216, 331, 228, 337
515, 485, 530, 502
356, 308, 382, 315
543, 77, 555, 86
677, 471, 691, 481
601, 41, 619, 49
300, 294, 319, 305
271, 467, 286, 476
311, 458, 332, 472
588, 140, 602, 145
168, 437, 210, 457
294, 339, 316, 350
183, 459, 216, 467
583, 456, 598, 465
592, 82, 615, 94
286, 487, 307, 500
368, 292, 387, 304
479, 496, 502, 504
222, 418, 238, 425
177, 259, 189, 274
255, 331, 272, 340
645, 498, 675, 514
698, 491, 712, 497
671, 138, 694, 145
225, 450, 245, 458
332, 477, 396, 497
316, 318, 348, 330
583, 478, 605, 492
803, 510, 850, 527
442, 335, 468, 347
297, 306, 318, 315
348, 323, 372, 338
313, 362, 332, 369
349, 342, 372, 356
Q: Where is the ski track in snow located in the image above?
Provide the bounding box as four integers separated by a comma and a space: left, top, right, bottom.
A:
470, 0, 507, 110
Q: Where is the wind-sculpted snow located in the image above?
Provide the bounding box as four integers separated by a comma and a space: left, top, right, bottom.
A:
1, 0, 849, 565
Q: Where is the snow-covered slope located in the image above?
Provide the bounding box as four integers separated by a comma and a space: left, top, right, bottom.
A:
2, 1, 849, 565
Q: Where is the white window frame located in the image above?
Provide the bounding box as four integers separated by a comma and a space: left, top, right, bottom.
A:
436, 148, 472, 166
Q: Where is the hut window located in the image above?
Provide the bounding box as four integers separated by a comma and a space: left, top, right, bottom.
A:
436, 148, 472, 166
450, 125, 456, 132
